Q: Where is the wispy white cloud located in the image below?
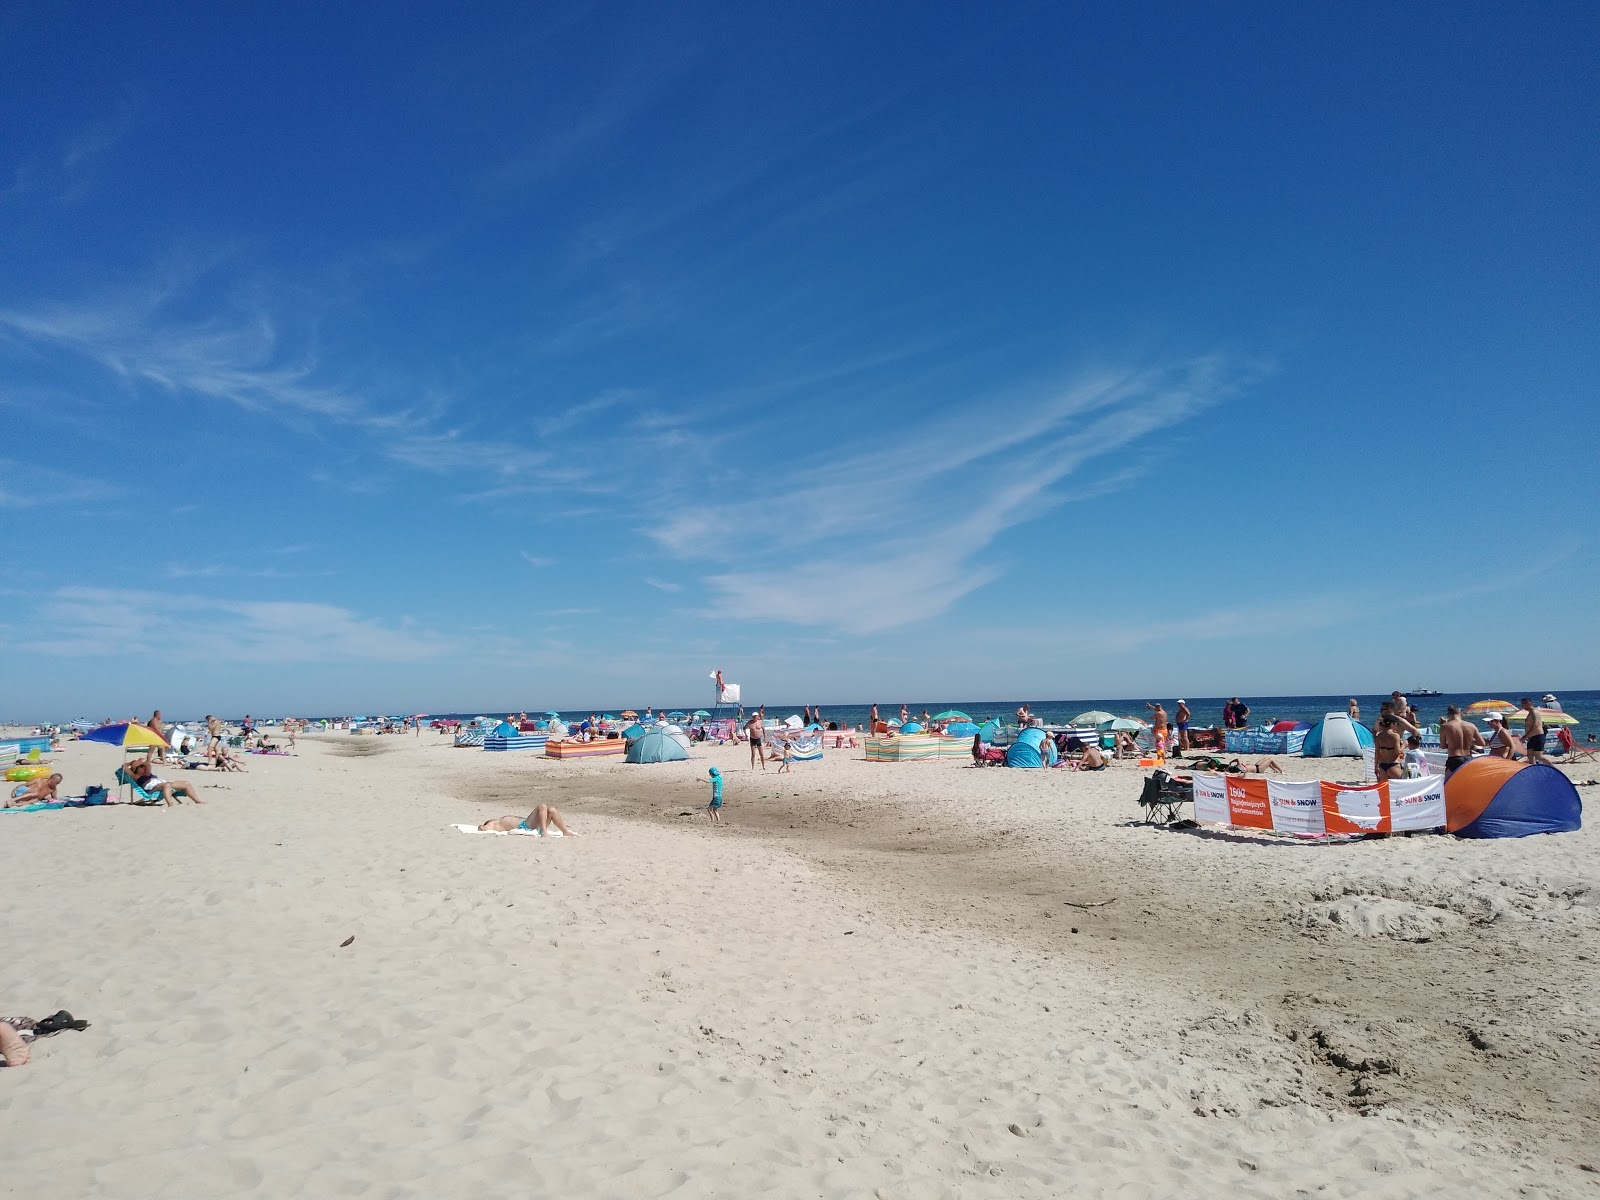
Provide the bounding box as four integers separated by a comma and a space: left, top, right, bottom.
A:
520, 551, 555, 567
160, 562, 336, 581
0, 274, 599, 499
19, 587, 459, 664
655, 356, 1261, 631
0, 459, 122, 509
643, 577, 681, 592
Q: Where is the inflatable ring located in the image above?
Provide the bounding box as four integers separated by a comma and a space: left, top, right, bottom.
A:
5, 765, 49, 781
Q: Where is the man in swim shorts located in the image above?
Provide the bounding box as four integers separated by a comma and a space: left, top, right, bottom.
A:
1146, 702, 1169, 753
1439, 705, 1485, 775
477, 804, 573, 835
1519, 697, 1551, 766
745, 711, 766, 769
1174, 700, 1191, 751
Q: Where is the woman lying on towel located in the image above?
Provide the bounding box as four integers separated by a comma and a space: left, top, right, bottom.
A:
477, 804, 575, 836
1184, 755, 1284, 775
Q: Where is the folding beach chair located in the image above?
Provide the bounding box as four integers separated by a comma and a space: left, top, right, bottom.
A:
114, 766, 166, 806
1136, 770, 1193, 825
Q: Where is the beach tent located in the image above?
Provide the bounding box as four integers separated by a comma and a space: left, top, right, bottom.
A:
787, 733, 823, 762
1300, 713, 1373, 757
666, 727, 693, 751
1005, 727, 1057, 769
1445, 759, 1582, 838
978, 719, 1002, 741
901, 721, 924, 733
946, 721, 980, 737
1271, 720, 1311, 733
622, 723, 647, 741
493, 721, 518, 738
625, 728, 689, 764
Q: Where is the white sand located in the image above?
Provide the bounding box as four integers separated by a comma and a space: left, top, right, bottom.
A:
3, 730, 1596, 1197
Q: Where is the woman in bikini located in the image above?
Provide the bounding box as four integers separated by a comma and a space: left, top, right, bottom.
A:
477, 804, 574, 835
1373, 717, 1406, 780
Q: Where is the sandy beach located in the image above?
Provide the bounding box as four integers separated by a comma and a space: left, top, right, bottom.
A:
3, 730, 1596, 1198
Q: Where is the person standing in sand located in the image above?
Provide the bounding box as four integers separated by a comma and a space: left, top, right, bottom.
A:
1347, 699, 1360, 722
147, 710, 167, 762
1439, 705, 1485, 776
1374, 716, 1407, 780
706, 767, 724, 824
1174, 700, 1191, 751
206, 714, 223, 755
869, 704, 879, 732
1146, 703, 1169, 753
1519, 698, 1551, 766
745, 710, 766, 769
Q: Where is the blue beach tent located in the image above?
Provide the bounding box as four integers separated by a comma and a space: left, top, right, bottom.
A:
625, 728, 689, 764
1300, 713, 1373, 757
1005, 727, 1056, 769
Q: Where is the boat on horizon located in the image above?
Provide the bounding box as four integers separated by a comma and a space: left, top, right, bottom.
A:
1407, 687, 1443, 697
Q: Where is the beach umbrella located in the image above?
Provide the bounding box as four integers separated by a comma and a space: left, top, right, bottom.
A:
601, 714, 617, 722
1099, 717, 1147, 733
946, 721, 980, 737
901, 721, 924, 733
81, 721, 169, 749
667, 711, 686, 719
620, 710, 638, 718
1505, 708, 1578, 726
933, 709, 970, 721
692, 710, 711, 717
1071, 711, 1117, 727
1466, 699, 1517, 714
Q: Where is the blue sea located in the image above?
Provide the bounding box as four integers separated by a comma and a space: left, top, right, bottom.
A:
418, 691, 1597, 732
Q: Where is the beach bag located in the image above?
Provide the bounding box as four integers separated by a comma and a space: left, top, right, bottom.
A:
83, 784, 108, 805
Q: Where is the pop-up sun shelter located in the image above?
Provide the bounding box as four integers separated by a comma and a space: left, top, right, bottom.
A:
1444, 758, 1582, 838
1300, 713, 1373, 757
1005, 727, 1057, 768
625, 728, 689, 764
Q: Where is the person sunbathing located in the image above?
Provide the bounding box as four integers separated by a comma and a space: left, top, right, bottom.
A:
125, 753, 204, 804
1184, 755, 1282, 774
477, 804, 574, 835
1229, 757, 1283, 774
4, 773, 61, 807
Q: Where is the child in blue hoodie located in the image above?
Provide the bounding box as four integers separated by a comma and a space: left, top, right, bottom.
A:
706, 766, 723, 824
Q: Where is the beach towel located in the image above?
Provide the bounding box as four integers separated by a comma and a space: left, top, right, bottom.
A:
450, 823, 563, 837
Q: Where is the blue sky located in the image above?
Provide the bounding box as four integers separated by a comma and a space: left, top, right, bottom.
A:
2, 1, 1596, 718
